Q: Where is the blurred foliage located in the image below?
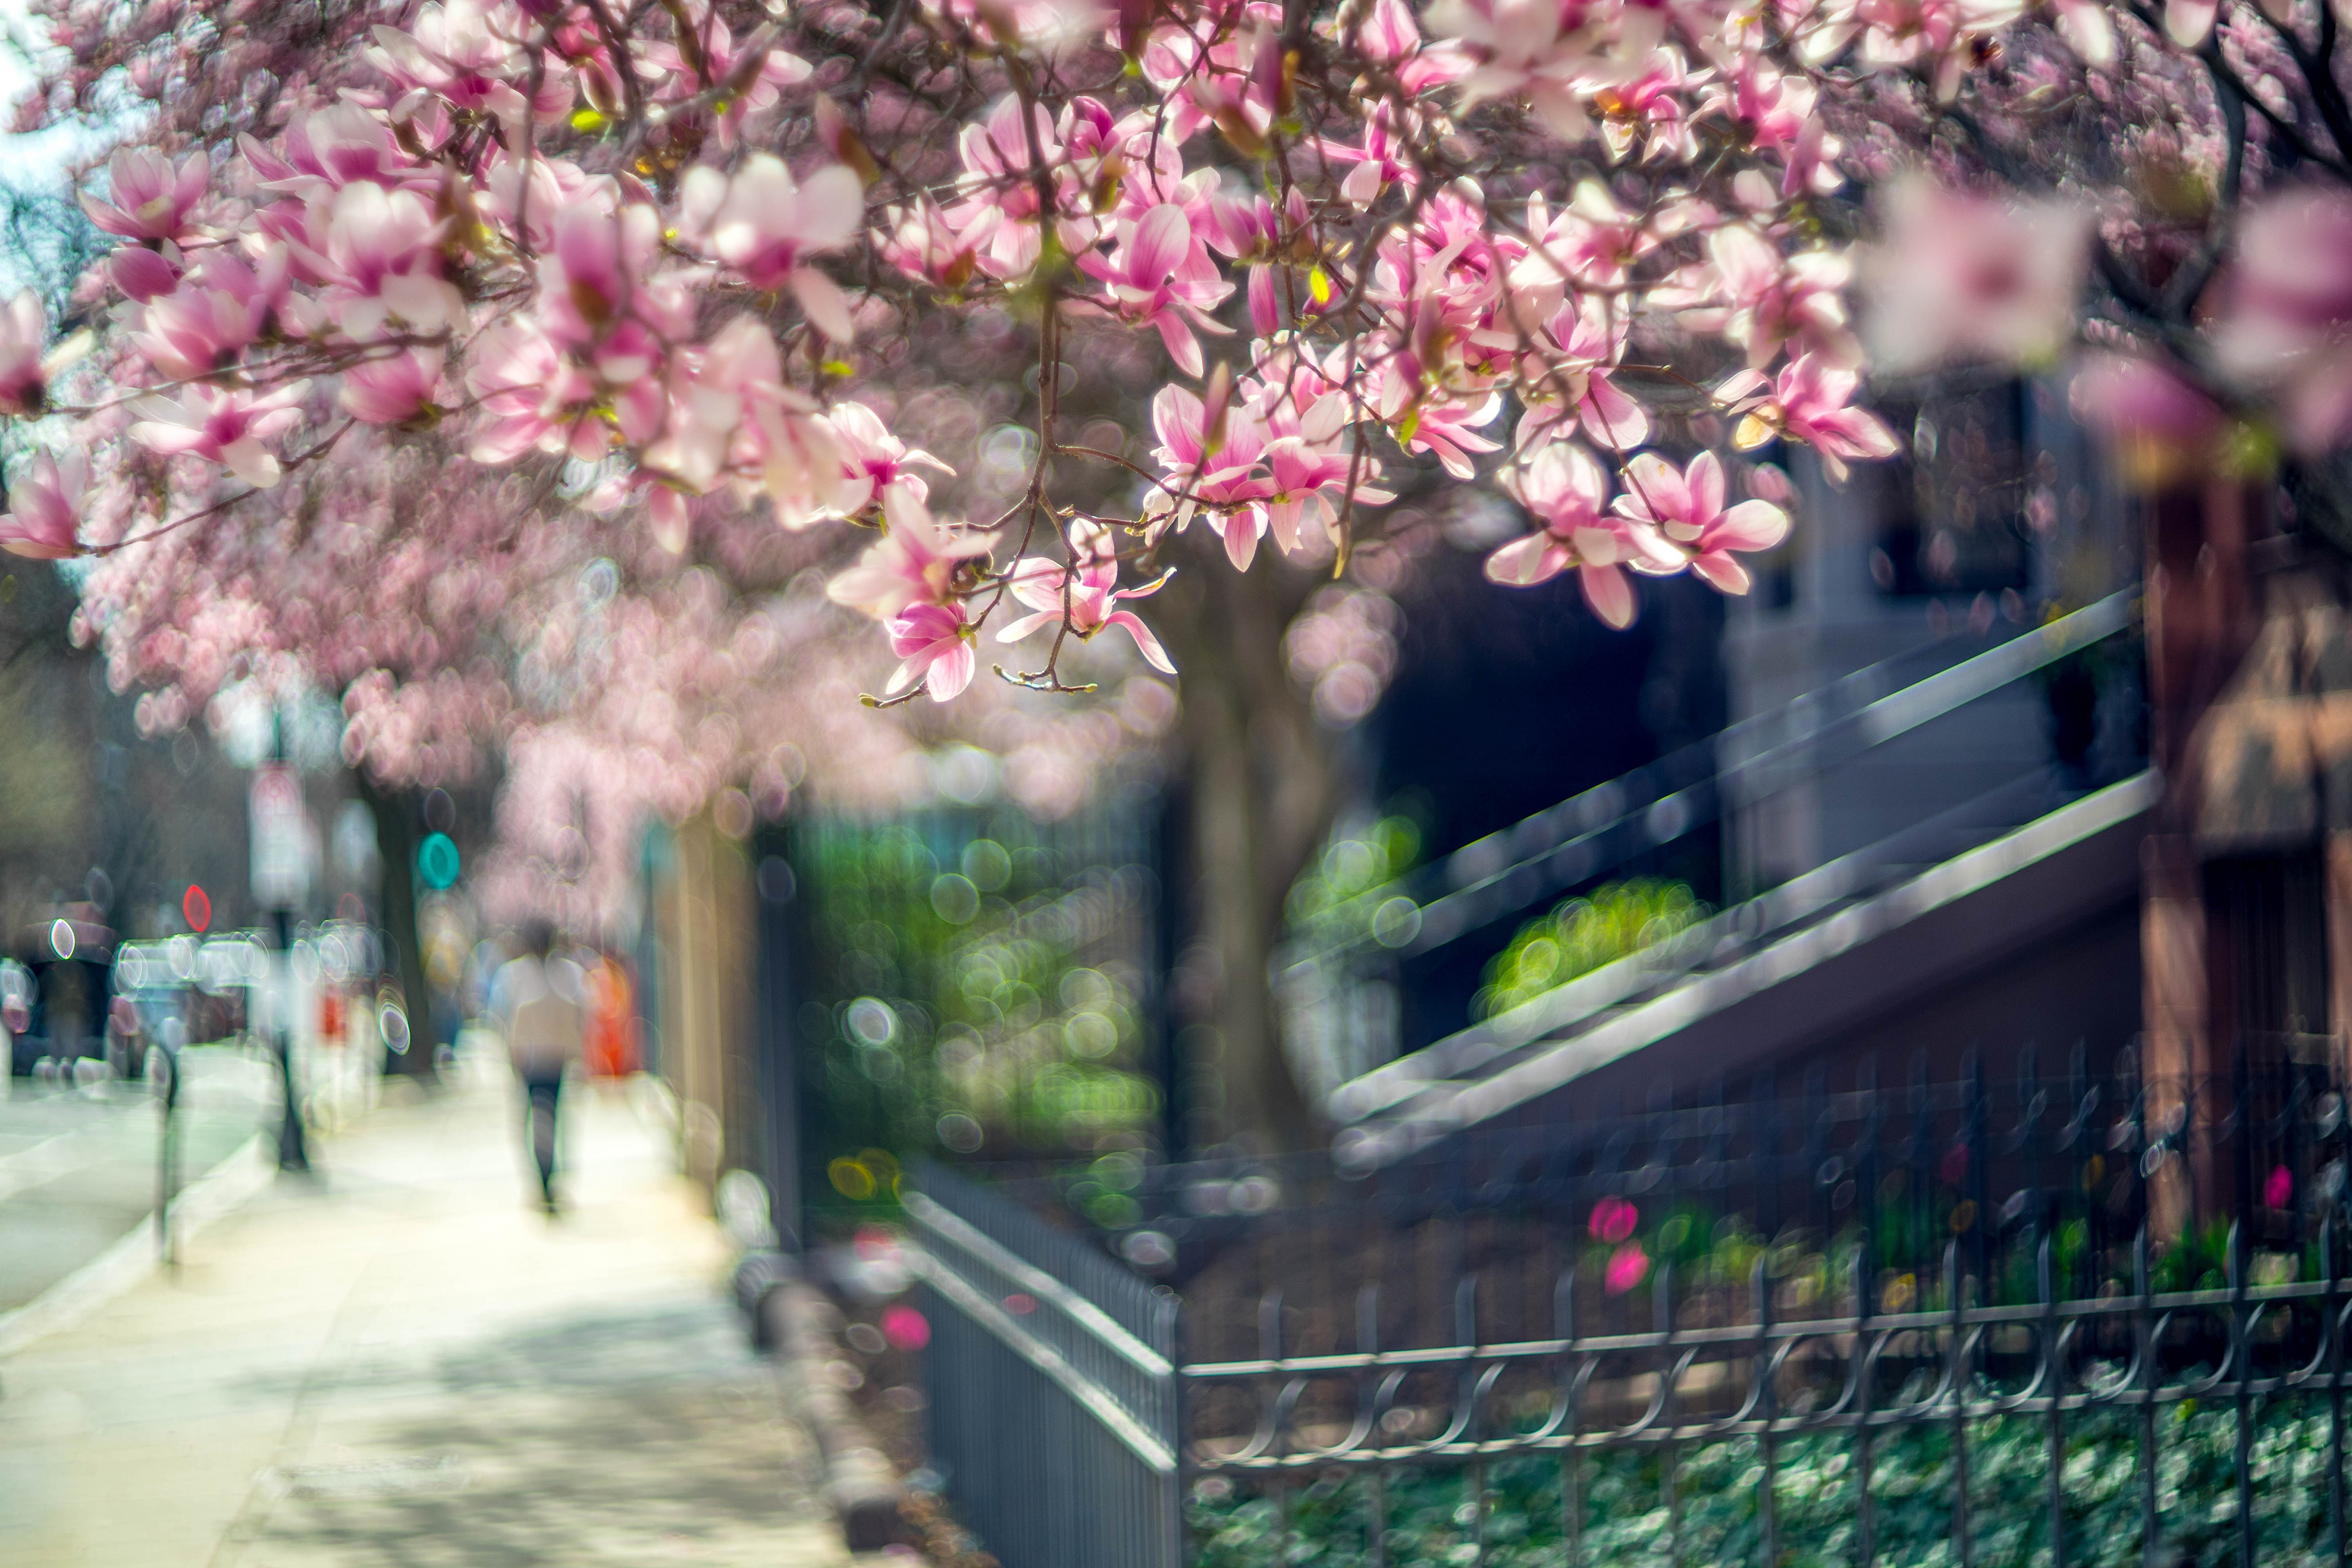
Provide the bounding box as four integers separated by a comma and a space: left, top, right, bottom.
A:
793, 804, 1161, 1226
1476, 880, 1709, 1019
1188, 1400, 2340, 1567
1284, 815, 1424, 952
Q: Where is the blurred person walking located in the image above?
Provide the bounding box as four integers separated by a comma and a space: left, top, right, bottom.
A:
491, 921, 587, 1214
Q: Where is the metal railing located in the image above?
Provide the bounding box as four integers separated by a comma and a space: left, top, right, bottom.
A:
1281, 592, 2146, 1132
911, 1045, 2352, 1567
908, 1164, 1183, 1568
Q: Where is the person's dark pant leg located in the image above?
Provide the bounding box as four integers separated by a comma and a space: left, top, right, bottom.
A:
523, 1073, 562, 1203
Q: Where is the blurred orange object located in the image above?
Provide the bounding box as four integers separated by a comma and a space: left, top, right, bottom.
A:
584, 954, 639, 1078
318, 987, 346, 1044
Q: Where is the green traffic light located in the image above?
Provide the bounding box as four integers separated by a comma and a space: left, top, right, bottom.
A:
418, 832, 461, 890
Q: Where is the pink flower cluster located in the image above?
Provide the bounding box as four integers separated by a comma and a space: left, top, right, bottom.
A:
34, 0, 2173, 848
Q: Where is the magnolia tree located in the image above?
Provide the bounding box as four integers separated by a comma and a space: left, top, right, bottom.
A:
12, 0, 2340, 1136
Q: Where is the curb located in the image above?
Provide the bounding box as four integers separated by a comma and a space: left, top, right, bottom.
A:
0, 1131, 275, 1359
756, 1271, 908, 1552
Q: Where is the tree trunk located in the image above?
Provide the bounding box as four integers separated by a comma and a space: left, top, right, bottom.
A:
1155, 544, 1344, 1154
358, 771, 439, 1084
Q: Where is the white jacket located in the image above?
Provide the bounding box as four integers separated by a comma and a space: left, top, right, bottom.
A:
493, 954, 587, 1078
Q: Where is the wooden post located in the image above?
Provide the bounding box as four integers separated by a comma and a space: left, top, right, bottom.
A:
2139, 480, 2258, 1234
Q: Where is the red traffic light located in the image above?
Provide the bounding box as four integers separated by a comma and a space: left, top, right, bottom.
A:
183, 884, 212, 933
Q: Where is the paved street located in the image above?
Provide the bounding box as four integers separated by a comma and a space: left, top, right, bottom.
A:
0, 1048, 274, 1316
0, 1057, 852, 1568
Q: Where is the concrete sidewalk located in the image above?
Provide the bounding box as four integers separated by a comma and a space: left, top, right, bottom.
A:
0, 1060, 852, 1568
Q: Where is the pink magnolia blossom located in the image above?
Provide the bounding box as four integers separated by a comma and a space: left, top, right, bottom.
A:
1262, 438, 1395, 553
828, 402, 952, 514
1613, 450, 1790, 592
2214, 189, 2352, 450
1487, 440, 1682, 627
1205, 189, 1313, 336
366, 0, 565, 124
1352, 0, 1466, 90
340, 347, 446, 426
680, 155, 865, 337
826, 489, 998, 620
878, 198, 981, 291
283, 181, 463, 340
107, 244, 182, 303
1529, 179, 1662, 293
1855, 0, 2024, 97
81, 148, 208, 243
886, 601, 979, 701
1707, 227, 1858, 370
646, 316, 846, 521
538, 202, 691, 354
0, 290, 54, 416
1324, 99, 1420, 208
1721, 355, 1902, 483
244, 104, 429, 199
997, 554, 1178, 673
1148, 383, 1279, 568
1866, 179, 2090, 375
637, 7, 814, 146
466, 322, 606, 463
1510, 297, 1651, 453
0, 451, 86, 560
1076, 205, 1235, 378
130, 249, 290, 380
943, 96, 1065, 281
1425, 0, 1643, 140
1591, 49, 1696, 164
127, 382, 311, 489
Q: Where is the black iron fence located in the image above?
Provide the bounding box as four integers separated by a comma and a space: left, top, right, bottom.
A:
910, 1164, 1182, 1568
910, 1045, 2352, 1567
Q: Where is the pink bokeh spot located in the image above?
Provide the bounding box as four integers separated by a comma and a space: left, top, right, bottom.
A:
1604, 1242, 1651, 1296
881, 1304, 932, 1351
1589, 1196, 1638, 1243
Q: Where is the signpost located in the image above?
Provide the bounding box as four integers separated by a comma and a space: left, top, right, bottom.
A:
249, 759, 311, 1172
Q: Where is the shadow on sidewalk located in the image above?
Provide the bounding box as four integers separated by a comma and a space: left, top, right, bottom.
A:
229, 1298, 832, 1566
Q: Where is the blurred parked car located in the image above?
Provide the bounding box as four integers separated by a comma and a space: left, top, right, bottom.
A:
14, 914, 114, 1077
110, 939, 205, 1081
1, 958, 31, 1079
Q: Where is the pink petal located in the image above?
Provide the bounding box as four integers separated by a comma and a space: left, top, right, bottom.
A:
1619, 452, 1686, 524
790, 267, 856, 342
1692, 552, 1753, 593
794, 164, 867, 252
1218, 509, 1260, 570
1130, 205, 1191, 285
108, 246, 180, 302
1483, 533, 1566, 586
927, 639, 976, 700
1581, 562, 1636, 628
1104, 610, 1178, 674
1579, 376, 1651, 450
1687, 451, 1727, 518
1713, 499, 1790, 551
997, 609, 1057, 642
1156, 313, 1204, 378
1246, 265, 1279, 336
127, 420, 208, 456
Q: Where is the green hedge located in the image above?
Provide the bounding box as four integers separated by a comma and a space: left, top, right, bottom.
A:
1190, 1399, 2347, 1567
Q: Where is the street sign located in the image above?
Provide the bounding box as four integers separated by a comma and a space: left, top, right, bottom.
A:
250, 763, 312, 910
